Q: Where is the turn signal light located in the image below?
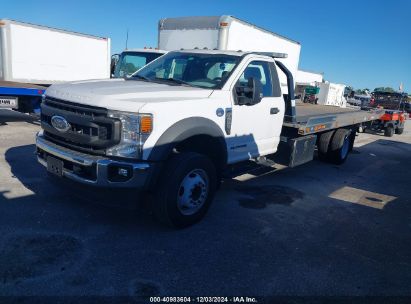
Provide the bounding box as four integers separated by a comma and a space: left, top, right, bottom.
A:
140, 116, 153, 134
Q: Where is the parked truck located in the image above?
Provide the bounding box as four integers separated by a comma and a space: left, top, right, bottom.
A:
158, 15, 301, 93
111, 48, 167, 78
35, 48, 382, 228
0, 19, 110, 116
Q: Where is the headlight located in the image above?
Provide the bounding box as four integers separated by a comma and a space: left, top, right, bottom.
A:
106, 111, 153, 159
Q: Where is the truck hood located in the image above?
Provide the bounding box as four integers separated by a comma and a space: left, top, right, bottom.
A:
45, 79, 213, 112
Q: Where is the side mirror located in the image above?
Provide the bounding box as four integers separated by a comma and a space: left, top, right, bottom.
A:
249, 77, 263, 104
235, 77, 263, 106
110, 54, 120, 78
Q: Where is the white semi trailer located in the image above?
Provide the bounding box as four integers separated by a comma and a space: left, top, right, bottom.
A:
0, 19, 111, 115
158, 16, 301, 92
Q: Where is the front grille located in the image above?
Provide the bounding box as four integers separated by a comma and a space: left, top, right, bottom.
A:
41, 97, 121, 155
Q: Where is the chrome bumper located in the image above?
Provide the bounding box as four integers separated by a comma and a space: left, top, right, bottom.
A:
36, 131, 155, 188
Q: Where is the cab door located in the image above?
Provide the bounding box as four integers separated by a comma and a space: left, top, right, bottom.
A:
226, 59, 285, 164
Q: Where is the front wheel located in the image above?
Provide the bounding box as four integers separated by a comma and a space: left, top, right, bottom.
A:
152, 152, 217, 228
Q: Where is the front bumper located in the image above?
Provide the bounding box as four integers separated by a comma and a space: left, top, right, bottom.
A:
36, 131, 157, 188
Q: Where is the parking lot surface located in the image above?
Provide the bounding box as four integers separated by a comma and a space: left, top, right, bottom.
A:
0, 121, 410, 299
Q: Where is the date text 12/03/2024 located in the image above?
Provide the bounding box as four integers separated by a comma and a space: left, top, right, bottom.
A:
149, 297, 258, 303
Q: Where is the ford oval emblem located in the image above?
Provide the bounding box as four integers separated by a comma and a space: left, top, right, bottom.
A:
51, 115, 71, 132
216, 108, 225, 117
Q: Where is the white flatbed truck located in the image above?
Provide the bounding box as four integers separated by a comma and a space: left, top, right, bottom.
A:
35, 49, 382, 228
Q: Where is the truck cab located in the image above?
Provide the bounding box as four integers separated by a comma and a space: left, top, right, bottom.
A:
111, 49, 167, 78
36, 50, 291, 227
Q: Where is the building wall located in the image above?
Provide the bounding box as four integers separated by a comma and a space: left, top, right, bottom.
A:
295, 70, 323, 85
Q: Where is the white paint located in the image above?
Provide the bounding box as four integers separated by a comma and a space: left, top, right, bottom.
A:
225, 56, 285, 163
0, 20, 110, 84
295, 70, 323, 85
159, 29, 219, 51
46, 52, 286, 163
316, 82, 347, 108
158, 16, 301, 93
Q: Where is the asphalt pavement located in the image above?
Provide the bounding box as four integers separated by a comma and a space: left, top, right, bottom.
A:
0, 120, 410, 301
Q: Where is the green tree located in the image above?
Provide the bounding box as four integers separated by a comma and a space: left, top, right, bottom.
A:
374, 87, 395, 93
384, 87, 395, 93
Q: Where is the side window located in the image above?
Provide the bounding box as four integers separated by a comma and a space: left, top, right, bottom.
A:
238, 61, 273, 97
269, 62, 282, 97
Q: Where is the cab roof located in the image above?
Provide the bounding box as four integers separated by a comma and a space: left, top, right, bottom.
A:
170, 49, 287, 58
123, 48, 167, 54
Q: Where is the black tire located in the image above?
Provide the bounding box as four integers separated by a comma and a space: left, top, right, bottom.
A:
395, 128, 404, 135
317, 130, 335, 162
152, 152, 217, 228
329, 129, 351, 165
384, 126, 394, 137
349, 130, 356, 152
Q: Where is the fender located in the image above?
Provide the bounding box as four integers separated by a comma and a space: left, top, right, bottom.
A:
148, 117, 227, 163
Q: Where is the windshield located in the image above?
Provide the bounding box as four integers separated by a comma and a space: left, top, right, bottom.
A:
133, 52, 241, 89
113, 52, 164, 78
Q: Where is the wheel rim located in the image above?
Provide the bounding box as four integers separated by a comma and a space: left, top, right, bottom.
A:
177, 169, 209, 216
340, 136, 350, 159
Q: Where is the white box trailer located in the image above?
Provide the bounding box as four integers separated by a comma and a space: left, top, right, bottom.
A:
158, 16, 301, 91
316, 82, 347, 108
0, 19, 111, 115
0, 19, 111, 84
296, 69, 323, 86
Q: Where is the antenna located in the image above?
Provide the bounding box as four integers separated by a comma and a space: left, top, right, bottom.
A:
125, 29, 129, 50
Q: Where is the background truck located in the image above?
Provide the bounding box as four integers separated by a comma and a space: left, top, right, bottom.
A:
111, 48, 166, 78
0, 19, 110, 116
158, 15, 301, 92
35, 48, 382, 228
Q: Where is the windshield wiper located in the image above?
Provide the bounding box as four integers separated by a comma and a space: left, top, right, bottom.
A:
131, 74, 151, 81
154, 77, 192, 87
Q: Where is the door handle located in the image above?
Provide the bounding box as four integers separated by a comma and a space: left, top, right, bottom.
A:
270, 107, 280, 114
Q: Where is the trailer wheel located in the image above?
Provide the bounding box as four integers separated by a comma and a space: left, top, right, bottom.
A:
152, 152, 217, 228
329, 129, 351, 165
384, 126, 394, 137
395, 128, 404, 135
318, 130, 335, 162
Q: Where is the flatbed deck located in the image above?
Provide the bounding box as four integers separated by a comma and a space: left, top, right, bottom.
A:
0, 81, 47, 90
283, 103, 383, 135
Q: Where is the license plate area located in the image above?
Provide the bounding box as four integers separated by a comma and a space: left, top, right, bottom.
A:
47, 156, 64, 177
0, 96, 18, 109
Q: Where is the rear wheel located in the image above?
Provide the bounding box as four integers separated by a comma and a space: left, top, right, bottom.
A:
152, 152, 217, 228
349, 130, 356, 152
384, 126, 394, 137
317, 130, 335, 162
395, 128, 404, 135
329, 129, 351, 165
